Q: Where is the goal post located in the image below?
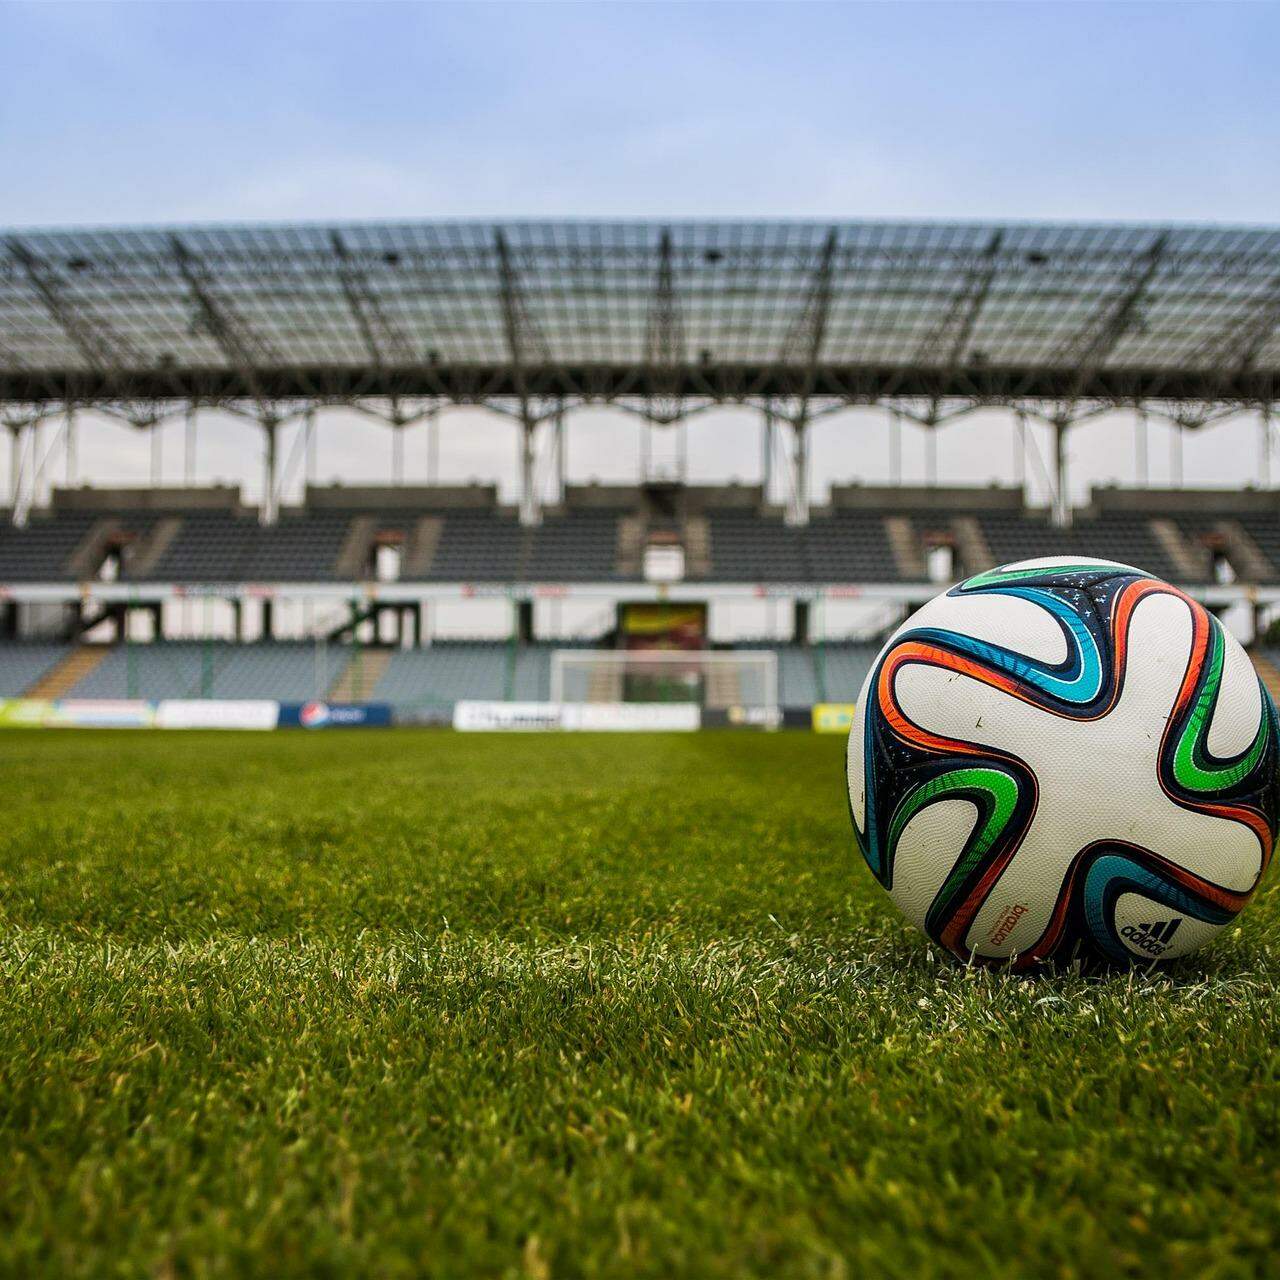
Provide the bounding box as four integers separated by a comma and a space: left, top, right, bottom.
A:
550, 649, 779, 717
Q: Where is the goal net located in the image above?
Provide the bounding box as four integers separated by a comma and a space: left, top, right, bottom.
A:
550, 649, 779, 716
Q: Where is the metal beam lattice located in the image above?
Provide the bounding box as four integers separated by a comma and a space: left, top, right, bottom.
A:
645, 229, 686, 424
7, 238, 143, 372
0, 219, 1277, 415
170, 235, 281, 409
915, 229, 1003, 416
1047, 232, 1169, 413
330, 231, 416, 371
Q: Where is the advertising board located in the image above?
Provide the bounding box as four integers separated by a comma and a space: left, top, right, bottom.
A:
563, 703, 700, 732
812, 703, 858, 734
277, 701, 394, 729
454, 701, 701, 732
453, 701, 564, 731
155, 700, 280, 730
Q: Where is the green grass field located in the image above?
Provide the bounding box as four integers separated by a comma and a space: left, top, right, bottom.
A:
1, 729, 1278, 1279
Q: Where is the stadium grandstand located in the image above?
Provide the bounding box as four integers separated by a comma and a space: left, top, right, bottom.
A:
2, 217, 1280, 715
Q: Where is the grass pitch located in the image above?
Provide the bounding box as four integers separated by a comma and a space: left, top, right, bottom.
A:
0, 729, 1277, 1279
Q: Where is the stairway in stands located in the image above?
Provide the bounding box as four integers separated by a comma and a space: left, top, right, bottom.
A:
128, 517, 185, 578
1148, 519, 1207, 581
681, 515, 712, 578
327, 648, 393, 702
402, 516, 443, 577
333, 516, 378, 579
884, 516, 926, 579
614, 515, 645, 578
1215, 520, 1275, 583
25, 646, 108, 698
1250, 651, 1280, 709
951, 516, 995, 575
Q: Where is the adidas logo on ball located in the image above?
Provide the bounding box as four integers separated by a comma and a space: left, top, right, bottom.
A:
1120, 919, 1183, 956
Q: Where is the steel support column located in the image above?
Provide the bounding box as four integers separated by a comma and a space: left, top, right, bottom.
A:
761, 404, 774, 500
425, 408, 439, 485
1136, 405, 1149, 486
8, 422, 22, 521
1170, 420, 1184, 487
305, 405, 317, 489
184, 402, 198, 485
889, 408, 902, 485
555, 405, 566, 502
1014, 409, 1026, 489
150, 421, 163, 487
1051, 418, 1072, 528
518, 413, 539, 526
392, 422, 405, 486
262, 419, 279, 525
786, 420, 809, 526
64, 404, 76, 487
1260, 404, 1272, 489
30, 420, 46, 513
925, 423, 938, 488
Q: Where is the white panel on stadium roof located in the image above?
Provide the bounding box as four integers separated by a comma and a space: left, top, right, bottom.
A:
1, 219, 1279, 404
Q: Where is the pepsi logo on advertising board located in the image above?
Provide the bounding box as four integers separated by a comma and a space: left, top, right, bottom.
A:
299, 701, 331, 728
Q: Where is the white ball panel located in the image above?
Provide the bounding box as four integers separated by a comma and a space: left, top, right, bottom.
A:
1207, 629, 1263, 759
893, 589, 1069, 665
889, 799, 980, 928
993, 555, 1144, 575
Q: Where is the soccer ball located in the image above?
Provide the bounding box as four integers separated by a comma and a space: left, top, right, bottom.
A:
847, 557, 1279, 967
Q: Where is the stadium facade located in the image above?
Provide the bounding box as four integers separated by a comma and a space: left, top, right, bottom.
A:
2, 218, 1279, 713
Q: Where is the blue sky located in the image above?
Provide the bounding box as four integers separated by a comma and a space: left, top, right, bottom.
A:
2, 1, 1276, 226
1, 0, 1277, 555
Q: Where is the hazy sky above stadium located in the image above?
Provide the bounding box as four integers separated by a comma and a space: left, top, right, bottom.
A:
4, 1, 1277, 226
2, 0, 1278, 512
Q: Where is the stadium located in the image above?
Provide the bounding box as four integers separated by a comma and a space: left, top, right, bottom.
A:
7, 140, 1280, 1280
4, 218, 1280, 723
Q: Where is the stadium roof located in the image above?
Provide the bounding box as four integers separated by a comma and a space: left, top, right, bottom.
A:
2, 219, 1279, 412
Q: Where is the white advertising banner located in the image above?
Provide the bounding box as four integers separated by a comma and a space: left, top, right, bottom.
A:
563, 703, 700, 732
453, 701, 565, 732
453, 701, 700, 732
155, 700, 280, 730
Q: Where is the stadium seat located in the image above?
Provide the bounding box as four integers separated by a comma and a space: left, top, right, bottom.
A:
62, 641, 328, 701
0, 641, 73, 696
